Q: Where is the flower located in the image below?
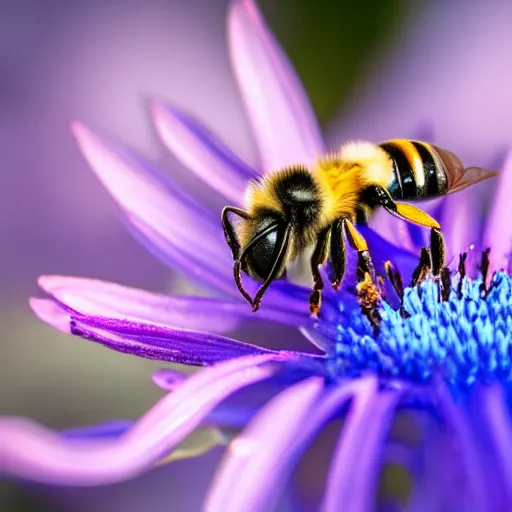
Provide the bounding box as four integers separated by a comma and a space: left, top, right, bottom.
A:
1, 0, 512, 511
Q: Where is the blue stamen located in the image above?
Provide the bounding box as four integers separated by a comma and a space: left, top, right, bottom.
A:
321, 271, 512, 388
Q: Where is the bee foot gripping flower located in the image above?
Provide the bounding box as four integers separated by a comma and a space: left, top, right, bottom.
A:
356, 271, 382, 332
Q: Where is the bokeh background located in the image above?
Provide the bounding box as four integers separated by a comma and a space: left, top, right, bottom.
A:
2, 0, 512, 510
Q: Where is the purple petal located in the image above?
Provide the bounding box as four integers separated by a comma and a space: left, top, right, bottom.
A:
36, 273, 310, 333
475, 384, 512, 500
64, 374, 294, 438
228, 0, 324, 171
124, 212, 316, 321
0, 354, 280, 485
483, 151, 512, 273
150, 101, 258, 203
153, 367, 320, 431
205, 363, 326, 430
29, 297, 69, 333
322, 385, 403, 512
124, 211, 238, 297
37, 275, 242, 333
206, 377, 323, 511
70, 122, 234, 293
404, 413, 447, 512
31, 298, 274, 365
436, 383, 489, 511
69, 121, 319, 315
205, 377, 374, 512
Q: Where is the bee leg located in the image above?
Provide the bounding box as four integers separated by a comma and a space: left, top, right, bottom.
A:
430, 227, 445, 276
344, 219, 381, 330
390, 202, 445, 276
344, 219, 376, 283
362, 187, 446, 276
233, 260, 255, 308
330, 218, 346, 290
221, 206, 250, 260
309, 226, 331, 317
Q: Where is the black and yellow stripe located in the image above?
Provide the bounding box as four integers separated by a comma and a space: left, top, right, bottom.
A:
378, 139, 448, 200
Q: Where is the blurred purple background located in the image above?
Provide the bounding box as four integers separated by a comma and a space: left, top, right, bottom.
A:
1, 1, 249, 510
2, 0, 512, 510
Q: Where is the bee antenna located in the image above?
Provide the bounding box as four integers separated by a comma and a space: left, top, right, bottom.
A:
233, 260, 255, 307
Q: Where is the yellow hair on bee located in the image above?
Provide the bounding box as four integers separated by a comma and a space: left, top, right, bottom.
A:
243, 176, 280, 214
338, 141, 394, 188
312, 141, 394, 223
240, 177, 280, 248
244, 166, 310, 215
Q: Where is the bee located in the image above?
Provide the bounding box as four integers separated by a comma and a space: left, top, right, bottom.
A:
222, 139, 497, 315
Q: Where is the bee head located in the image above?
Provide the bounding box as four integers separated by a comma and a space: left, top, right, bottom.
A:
221, 206, 291, 311
222, 166, 322, 311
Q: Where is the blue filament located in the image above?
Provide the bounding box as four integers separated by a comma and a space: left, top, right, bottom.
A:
323, 272, 512, 388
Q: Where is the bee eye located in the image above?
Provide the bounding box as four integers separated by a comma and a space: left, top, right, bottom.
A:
243, 226, 285, 282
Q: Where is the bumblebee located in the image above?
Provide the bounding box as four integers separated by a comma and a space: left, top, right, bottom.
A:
222, 139, 497, 315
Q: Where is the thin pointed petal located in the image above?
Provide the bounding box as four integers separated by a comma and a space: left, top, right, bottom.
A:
30, 297, 274, 365
29, 297, 70, 333
71, 122, 233, 293
436, 383, 489, 511
124, 212, 236, 296
228, 0, 324, 171
151, 101, 258, 203
206, 377, 374, 512
0, 354, 279, 485
477, 384, 512, 498
323, 386, 403, 512
38, 275, 242, 333
206, 377, 323, 511
36, 274, 309, 333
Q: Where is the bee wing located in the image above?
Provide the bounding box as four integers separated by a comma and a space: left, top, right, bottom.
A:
447, 166, 499, 194
433, 146, 498, 194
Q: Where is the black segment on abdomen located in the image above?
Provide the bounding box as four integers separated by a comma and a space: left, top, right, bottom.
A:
411, 142, 446, 198
379, 141, 417, 200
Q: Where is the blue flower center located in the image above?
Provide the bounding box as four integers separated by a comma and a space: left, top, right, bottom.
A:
318, 271, 512, 387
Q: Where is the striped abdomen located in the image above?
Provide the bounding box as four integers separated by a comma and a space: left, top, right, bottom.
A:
378, 139, 461, 201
